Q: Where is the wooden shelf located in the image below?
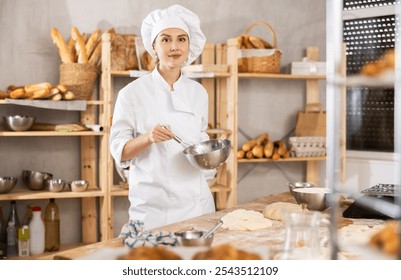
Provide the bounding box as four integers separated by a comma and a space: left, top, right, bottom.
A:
0, 188, 105, 200
0, 100, 104, 105
0, 131, 105, 136
7, 243, 84, 260
110, 70, 231, 79
238, 73, 326, 80
238, 156, 326, 163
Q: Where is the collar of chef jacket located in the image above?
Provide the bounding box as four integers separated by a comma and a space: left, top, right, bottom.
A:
152, 68, 194, 115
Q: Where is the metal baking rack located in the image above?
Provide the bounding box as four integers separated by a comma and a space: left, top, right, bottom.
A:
362, 184, 401, 197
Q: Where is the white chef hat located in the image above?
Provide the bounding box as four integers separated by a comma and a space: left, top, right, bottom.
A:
140, 4, 206, 65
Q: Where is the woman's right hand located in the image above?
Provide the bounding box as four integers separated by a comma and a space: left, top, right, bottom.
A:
149, 124, 175, 143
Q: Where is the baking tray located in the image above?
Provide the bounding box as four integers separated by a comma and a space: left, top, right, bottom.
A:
361, 183, 400, 197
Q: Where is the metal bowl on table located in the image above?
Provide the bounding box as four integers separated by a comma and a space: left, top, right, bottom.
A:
175, 230, 214, 247
292, 187, 331, 211
69, 180, 89, 192
288, 181, 315, 195
22, 170, 53, 191
0, 176, 18, 194
46, 179, 66, 192
2, 115, 35, 131
183, 139, 231, 170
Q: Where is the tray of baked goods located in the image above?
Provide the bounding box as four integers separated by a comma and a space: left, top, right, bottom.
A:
361, 183, 400, 197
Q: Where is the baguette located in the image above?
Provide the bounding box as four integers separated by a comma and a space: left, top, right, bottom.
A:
236, 35, 245, 49
10, 88, 27, 99
248, 35, 265, 49
86, 29, 101, 58
24, 82, 52, 94
272, 147, 280, 160
50, 27, 73, 63
242, 35, 254, 49
62, 91, 75, 100
67, 37, 77, 62
31, 88, 51, 99
274, 140, 287, 156
89, 41, 102, 65
0, 90, 10, 99
71, 26, 89, 63
7, 85, 24, 92
256, 133, 269, 146
51, 93, 62, 101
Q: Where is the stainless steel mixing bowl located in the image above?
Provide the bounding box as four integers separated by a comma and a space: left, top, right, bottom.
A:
183, 139, 231, 170
46, 179, 66, 192
22, 170, 53, 191
292, 187, 331, 211
69, 180, 89, 192
0, 176, 18, 194
175, 230, 214, 247
288, 181, 315, 195
2, 115, 35, 131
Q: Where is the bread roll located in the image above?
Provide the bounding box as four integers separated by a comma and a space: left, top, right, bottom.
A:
7, 85, 23, 92
251, 144, 264, 158
117, 246, 182, 260
237, 150, 245, 159
263, 141, 274, 158
50, 27, 73, 63
256, 133, 269, 145
31, 88, 51, 99
56, 84, 68, 93
62, 91, 75, 100
71, 26, 89, 63
0, 90, 10, 99
51, 93, 62, 101
192, 244, 262, 260
242, 35, 254, 49
249, 35, 265, 49
275, 140, 287, 156
236, 35, 245, 49
242, 139, 257, 152
272, 147, 280, 160
246, 150, 254, 159
370, 220, 399, 256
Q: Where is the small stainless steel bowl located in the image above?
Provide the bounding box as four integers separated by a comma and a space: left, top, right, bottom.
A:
2, 115, 35, 131
288, 181, 315, 195
292, 187, 331, 211
0, 176, 18, 194
46, 179, 66, 192
69, 180, 89, 192
175, 230, 214, 247
183, 139, 231, 170
22, 170, 53, 191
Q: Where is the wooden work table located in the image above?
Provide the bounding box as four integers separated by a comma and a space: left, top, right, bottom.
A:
40, 192, 389, 260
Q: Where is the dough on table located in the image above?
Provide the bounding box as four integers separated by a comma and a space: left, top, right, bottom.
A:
221, 209, 273, 231
263, 202, 303, 221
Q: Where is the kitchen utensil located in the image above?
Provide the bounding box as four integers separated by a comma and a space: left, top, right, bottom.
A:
160, 125, 205, 153
288, 181, 315, 195
0, 176, 17, 194
22, 170, 53, 191
202, 220, 223, 239
69, 180, 89, 192
175, 230, 214, 247
292, 187, 331, 211
183, 139, 231, 170
46, 179, 66, 192
2, 115, 35, 131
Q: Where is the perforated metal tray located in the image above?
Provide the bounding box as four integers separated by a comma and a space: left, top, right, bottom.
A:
361, 183, 400, 197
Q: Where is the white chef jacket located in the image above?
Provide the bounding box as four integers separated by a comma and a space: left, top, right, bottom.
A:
110, 68, 215, 230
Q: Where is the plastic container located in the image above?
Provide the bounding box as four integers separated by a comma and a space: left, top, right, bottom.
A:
29, 206, 45, 255
44, 199, 60, 252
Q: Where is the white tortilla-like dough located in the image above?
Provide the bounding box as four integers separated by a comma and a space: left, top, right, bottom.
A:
262, 202, 303, 221
221, 209, 273, 231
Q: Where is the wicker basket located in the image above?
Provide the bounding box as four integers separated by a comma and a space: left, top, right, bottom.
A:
238, 21, 282, 73
59, 63, 98, 100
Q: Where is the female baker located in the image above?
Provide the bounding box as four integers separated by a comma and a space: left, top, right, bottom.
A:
110, 5, 215, 231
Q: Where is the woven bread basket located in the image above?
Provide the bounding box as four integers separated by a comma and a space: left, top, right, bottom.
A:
238, 21, 282, 73
59, 63, 98, 100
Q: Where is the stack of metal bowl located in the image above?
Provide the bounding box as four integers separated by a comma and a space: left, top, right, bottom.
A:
22, 170, 53, 191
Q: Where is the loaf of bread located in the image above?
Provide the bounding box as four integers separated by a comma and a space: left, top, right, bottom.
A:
117, 246, 182, 260
369, 220, 399, 257
192, 244, 262, 260
360, 49, 395, 76
0, 90, 10, 99
85, 29, 101, 59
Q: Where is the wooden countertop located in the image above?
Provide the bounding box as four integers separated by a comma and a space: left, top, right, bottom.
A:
40, 192, 388, 260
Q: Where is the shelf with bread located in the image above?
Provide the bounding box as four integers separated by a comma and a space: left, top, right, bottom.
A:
225, 32, 329, 186
0, 26, 110, 247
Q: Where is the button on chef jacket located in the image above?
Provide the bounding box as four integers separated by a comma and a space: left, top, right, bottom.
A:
110, 68, 215, 230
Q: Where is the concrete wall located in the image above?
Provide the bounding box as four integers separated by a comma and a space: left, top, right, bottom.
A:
0, 0, 326, 242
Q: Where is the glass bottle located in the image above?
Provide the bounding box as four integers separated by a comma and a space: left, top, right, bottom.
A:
0, 205, 7, 258
6, 221, 17, 257
44, 199, 60, 252
22, 203, 34, 226
8, 200, 21, 230
29, 206, 45, 255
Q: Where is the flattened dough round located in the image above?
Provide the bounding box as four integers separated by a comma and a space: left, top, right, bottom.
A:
221, 209, 273, 231
263, 202, 303, 221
